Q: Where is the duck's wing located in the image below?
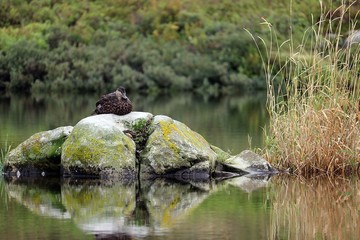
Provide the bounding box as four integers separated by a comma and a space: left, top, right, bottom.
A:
96, 92, 117, 106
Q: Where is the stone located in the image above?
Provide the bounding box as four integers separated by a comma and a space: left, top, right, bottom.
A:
140, 115, 217, 175
4, 126, 73, 176
4, 111, 277, 180
219, 150, 277, 174
61, 112, 153, 179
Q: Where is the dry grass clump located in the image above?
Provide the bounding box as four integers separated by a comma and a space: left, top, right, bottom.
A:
269, 176, 360, 240
270, 101, 360, 175
252, 1, 360, 176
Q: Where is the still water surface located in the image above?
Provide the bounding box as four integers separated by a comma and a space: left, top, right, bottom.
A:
0, 92, 267, 152
1, 92, 359, 239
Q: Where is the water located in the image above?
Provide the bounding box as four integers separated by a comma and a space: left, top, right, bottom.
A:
1, 92, 359, 239
0, 92, 268, 153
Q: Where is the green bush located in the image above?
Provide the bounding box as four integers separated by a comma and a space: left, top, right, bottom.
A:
0, 40, 46, 92
0, 0, 354, 95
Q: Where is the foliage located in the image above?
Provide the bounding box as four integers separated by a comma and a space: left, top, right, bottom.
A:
125, 118, 153, 156
256, 2, 360, 176
1, 0, 352, 94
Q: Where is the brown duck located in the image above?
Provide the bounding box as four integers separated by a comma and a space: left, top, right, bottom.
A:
93, 86, 132, 115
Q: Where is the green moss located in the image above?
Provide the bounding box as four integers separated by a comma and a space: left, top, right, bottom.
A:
210, 145, 231, 163
61, 123, 136, 174
25, 139, 43, 159
125, 118, 153, 154
176, 121, 210, 149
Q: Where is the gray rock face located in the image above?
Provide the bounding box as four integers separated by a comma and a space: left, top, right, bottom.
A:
61, 112, 153, 179
4, 126, 73, 176
219, 150, 277, 174
140, 115, 217, 176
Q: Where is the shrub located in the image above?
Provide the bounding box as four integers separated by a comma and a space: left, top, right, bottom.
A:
0, 0, 346, 95
4, 40, 47, 92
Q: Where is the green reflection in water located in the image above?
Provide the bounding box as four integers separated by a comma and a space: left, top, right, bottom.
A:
0, 179, 92, 240
3, 173, 360, 240
2, 175, 271, 240
0, 92, 268, 154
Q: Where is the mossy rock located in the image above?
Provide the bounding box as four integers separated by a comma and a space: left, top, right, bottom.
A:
220, 150, 276, 174
61, 113, 153, 179
4, 126, 73, 176
140, 115, 217, 175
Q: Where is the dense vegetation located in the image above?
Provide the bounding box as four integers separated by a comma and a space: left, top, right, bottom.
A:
1, 0, 359, 173
0, 0, 342, 95
260, 2, 360, 175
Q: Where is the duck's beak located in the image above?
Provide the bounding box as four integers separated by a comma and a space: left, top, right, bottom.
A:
122, 93, 128, 100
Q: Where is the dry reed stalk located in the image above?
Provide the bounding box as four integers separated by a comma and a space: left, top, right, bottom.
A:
257, 1, 360, 176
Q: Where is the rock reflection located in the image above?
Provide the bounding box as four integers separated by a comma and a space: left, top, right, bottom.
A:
4, 174, 272, 238
6, 177, 70, 219
225, 174, 272, 193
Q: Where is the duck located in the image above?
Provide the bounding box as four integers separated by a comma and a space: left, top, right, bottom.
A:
93, 86, 132, 115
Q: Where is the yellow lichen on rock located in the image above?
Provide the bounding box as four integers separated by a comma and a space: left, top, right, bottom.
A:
141, 115, 217, 175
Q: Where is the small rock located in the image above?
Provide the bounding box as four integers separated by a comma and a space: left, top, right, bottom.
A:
220, 150, 276, 174
5, 126, 73, 176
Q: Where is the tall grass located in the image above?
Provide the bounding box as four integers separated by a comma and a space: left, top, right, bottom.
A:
251, 1, 360, 176
0, 140, 11, 173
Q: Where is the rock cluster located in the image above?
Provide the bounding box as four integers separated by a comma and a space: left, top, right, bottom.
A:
4, 112, 276, 179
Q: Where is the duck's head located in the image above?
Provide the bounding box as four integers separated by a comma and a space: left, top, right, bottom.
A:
116, 86, 128, 100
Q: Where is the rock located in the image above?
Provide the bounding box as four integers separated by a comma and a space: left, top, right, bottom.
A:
219, 150, 277, 174
61, 112, 153, 179
140, 115, 217, 176
4, 111, 277, 180
4, 126, 73, 176
210, 145, 232, 163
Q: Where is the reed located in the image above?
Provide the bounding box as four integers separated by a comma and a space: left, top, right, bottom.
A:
251, 1, 360, 176
0, 140, 11, 172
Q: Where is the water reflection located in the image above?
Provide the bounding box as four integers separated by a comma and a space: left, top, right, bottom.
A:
270, 176, 360, 240
0, 92, 268, 153
4, 174, 360, 239
3, 175, 271, 239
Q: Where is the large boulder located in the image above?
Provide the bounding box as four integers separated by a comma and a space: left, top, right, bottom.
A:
140, 115, 217, 177
61, 112, 153, 179
4, 126, 73, 176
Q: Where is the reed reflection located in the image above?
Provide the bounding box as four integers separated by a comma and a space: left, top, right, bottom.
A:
270, 176, 360, 240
